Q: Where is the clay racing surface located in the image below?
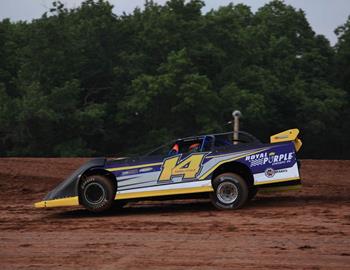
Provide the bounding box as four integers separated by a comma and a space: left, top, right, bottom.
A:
0, 158, 349, 269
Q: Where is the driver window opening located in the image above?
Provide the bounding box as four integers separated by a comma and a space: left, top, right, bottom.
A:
169, 137, 213, 155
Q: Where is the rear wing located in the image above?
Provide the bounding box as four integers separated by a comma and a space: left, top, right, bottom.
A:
270, 128, 302, 152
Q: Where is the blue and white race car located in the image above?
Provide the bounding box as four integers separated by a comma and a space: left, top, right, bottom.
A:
35, 129, 302, 212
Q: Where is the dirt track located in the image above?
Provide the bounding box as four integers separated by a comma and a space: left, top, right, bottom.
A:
0, 158, 349, 269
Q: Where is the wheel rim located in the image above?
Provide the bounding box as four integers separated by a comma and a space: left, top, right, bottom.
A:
84, 182, 106, 205
216, 181, 238, 204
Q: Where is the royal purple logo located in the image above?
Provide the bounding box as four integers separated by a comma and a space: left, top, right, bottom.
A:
245, 152, 294, 167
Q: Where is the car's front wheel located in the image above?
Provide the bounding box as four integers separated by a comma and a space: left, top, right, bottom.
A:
210, 173, 248, 210
79, 175, 116, 212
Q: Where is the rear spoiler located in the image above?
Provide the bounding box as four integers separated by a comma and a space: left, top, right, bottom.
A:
270, 128, 302, 152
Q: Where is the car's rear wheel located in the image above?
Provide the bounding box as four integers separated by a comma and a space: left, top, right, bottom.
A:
210, 173, 248, 210
79, 175, 116, 213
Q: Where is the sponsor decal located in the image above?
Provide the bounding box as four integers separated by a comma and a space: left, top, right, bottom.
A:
264, 168, 288, 178
265, 168, 275, 178
275, 169, 287, 174
245, 151, 294, 167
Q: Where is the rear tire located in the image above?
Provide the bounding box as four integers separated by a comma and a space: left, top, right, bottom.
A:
210, 173, 248, 210
79, 175, 116, 213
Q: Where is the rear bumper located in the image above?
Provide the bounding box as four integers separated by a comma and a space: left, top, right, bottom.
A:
34, 196, 79, 208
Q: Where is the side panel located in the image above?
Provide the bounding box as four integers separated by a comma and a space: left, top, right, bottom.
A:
106, 142, 299, 200
239, 142, 300, 185
105, 147, 269, 199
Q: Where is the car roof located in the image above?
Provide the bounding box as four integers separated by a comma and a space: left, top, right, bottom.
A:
176, 131, 259, 143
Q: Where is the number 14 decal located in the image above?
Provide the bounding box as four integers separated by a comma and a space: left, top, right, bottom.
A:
158, 153, 206, 181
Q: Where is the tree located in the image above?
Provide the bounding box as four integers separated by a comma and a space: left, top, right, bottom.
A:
0, 0, 348, 158
334, 16, 350, 158
335, 16, 350, 94
115, 49, 220, 153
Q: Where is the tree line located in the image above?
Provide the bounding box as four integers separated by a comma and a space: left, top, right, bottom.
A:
0, 0, 349, 158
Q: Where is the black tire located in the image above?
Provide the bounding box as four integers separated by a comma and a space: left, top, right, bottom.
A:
79, 175, 116, 213
210, 173, 248, 210
247, 187, 258, 202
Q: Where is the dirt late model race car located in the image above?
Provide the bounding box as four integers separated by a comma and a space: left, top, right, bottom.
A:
35, 129, 302, 212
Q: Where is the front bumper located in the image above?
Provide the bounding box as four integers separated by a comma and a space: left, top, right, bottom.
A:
34, 196, 79, 208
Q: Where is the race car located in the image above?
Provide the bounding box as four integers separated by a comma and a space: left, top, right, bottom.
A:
35, 129, 302, 212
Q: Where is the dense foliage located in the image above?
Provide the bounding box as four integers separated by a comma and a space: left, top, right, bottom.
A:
0, 0, 349, 158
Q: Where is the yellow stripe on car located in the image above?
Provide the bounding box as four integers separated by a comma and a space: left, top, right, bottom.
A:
106, 162, 163, 172
34, 196, 79, 208
115, 186, 213, 200
255, 177, 300, 185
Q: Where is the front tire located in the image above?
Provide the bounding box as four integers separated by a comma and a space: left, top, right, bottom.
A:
210, 173, 248, 210
79, 175, 116, 213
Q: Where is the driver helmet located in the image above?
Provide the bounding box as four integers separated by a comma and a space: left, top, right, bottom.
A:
172, 143, 179, 153
189, 143, 200, 152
